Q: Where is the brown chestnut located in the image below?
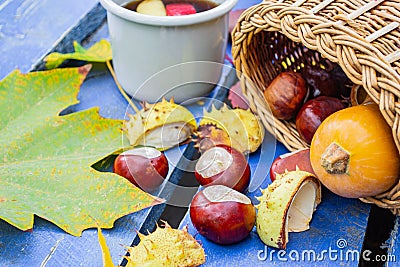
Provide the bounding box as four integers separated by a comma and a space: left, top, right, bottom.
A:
189, 185, 256, 244
295, 96, 345, 144
301, 65, 338, 98
113, 147, 169, 192
301, 65, 351, 99
263, 71, 308, 120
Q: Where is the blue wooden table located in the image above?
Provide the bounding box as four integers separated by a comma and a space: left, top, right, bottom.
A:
0, 0, 398, 266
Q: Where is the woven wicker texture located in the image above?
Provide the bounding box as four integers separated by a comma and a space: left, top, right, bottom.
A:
232, 0, 400, 213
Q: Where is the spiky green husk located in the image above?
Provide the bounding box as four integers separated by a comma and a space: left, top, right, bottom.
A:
256, 170, 321, 249
123, 99, 196, 151
197, 105, 264, 154
125, 223, 205, 267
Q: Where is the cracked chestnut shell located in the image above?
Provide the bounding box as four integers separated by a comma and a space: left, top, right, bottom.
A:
194, 144, 250, 192
189, 185, 256, 244
114, 147, 169, 192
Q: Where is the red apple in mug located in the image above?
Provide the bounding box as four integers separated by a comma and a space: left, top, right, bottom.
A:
194, 144, 250, 192
166, 3, 196, 16
190, 185, 256, 244
113, 147, 169, 192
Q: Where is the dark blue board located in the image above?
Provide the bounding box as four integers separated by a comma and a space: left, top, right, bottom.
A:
384, 216, 400, 266
0, 0, 99, 80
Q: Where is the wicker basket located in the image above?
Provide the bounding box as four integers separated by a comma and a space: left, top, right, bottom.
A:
231, 0, 400, 214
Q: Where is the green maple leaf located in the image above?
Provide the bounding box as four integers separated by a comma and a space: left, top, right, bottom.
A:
44, 39, 112, 69
0, 66, 162, 236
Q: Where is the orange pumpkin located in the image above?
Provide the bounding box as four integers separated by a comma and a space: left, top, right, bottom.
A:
310, 103, 400, 198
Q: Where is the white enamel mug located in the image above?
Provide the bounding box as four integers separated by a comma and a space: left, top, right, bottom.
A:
100, 0, 238, 103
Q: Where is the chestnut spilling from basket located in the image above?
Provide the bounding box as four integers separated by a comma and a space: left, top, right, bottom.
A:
232, 0, 400, 214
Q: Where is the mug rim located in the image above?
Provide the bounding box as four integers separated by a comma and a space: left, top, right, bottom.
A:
100, 0, 238, 26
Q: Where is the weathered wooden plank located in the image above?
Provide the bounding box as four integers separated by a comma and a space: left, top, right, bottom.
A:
0, 0, 99, 79
385, 216, 400, 266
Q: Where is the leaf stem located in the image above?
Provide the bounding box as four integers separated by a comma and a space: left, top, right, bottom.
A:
106, 60, 140, 114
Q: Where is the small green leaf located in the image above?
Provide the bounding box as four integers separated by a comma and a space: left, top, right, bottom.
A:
44, 39, 112, 69
0, 66, 162, 236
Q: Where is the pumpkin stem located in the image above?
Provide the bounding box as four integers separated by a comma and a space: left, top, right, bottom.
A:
321, 143, 349, 174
